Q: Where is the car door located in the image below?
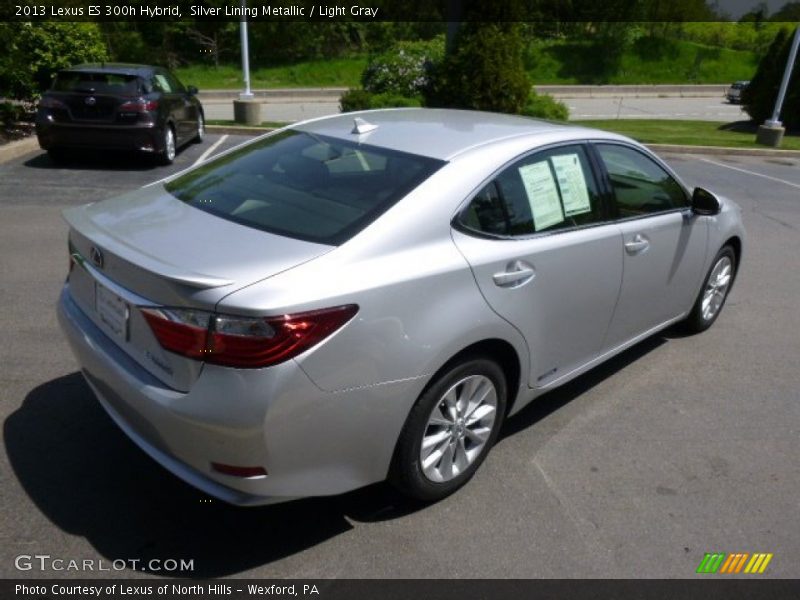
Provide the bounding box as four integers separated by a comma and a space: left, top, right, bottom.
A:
451, 143, 623, 388
593, 143, 708, 349
153, 70, 191, 142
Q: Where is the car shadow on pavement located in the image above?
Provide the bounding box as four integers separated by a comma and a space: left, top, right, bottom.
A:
6, 336, 668, 577
501, 335, 666, 440
24, 151, 164, 172
4, 372, 422, 578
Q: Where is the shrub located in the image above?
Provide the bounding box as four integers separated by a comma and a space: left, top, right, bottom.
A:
742, 28, 800, 129
361, 37, 444, 97
425, 23, 531, 114
520, 92, 570, 121
340, 88, 421, 113
0, 22, 108, 101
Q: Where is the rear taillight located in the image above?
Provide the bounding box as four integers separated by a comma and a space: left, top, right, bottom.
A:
141, 305, 358, 368
39, 97, 66, 109
119, 98, 158, 113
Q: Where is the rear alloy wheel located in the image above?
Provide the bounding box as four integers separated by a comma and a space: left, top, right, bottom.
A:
193, 113, 205, 144
159, 125, 176, 165
391, 357, 506, 502
683, 245, 736, 333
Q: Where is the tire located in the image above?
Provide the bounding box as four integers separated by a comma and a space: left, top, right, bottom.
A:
159, 125, 176, 165
391, 357, 507, 502
193, 113, 205, 144
683, 245, 737, 334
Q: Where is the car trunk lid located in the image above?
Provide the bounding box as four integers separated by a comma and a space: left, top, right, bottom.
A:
63, 185, 333, 390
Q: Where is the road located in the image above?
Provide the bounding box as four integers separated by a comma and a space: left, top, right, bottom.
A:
200, 96, 750, 123
0, 138, 798, 579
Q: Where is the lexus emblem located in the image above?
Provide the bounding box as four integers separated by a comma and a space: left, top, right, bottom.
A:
85, 96, 97, 106
89, 246, 104, 268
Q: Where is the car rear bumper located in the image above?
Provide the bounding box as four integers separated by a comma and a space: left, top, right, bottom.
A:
36, 119, 165, 154
57, 284, 423, 505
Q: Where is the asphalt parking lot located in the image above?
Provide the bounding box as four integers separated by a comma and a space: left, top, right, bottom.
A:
0, 134, 798, 579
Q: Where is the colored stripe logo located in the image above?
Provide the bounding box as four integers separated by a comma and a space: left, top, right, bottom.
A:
696, 552, 773, 574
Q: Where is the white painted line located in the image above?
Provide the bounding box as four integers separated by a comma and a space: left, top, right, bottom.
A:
698, 157, 800, 190
193, 134, 228, 167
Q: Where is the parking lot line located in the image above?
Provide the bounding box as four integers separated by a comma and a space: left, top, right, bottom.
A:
193, 134, 228, 167
698, 157, 800, 190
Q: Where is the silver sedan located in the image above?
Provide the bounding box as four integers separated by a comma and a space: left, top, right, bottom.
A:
57, 109, 744, 505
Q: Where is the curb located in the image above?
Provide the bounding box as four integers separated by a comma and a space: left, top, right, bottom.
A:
0, 136, 39, 165
206, 125, 800, 159
645, 143, 800, 158
206, 124, 274, 136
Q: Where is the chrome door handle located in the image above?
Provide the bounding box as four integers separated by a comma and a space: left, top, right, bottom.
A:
493, 261, 535, 288
624, 234, 650, 254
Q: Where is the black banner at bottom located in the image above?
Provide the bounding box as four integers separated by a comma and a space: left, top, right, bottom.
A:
4, 579, 800, 600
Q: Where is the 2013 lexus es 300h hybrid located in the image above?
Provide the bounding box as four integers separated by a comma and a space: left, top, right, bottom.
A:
58, 109, 744, 505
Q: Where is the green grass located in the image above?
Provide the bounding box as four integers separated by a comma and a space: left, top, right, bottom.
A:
527, 38, 758, 84
176, 56, 367, 90
572, 119, 800, 151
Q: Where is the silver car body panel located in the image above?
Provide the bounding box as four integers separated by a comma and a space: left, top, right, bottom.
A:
57, 109, 745, 504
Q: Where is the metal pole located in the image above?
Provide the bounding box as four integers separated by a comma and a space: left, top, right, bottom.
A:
766, 26, 800, 127
239, 0, 253, 100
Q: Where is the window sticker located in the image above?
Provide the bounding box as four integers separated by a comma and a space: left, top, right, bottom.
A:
518, 161, 564, 231
551, 154, 591, 216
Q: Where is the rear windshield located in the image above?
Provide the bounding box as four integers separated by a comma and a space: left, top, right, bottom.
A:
165, 130, 445, 245
52, 72, 142, 95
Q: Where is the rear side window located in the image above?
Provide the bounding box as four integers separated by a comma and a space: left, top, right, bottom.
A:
165, 130, 444, 245
458, 144, 603, 237
52, 72, 142, 95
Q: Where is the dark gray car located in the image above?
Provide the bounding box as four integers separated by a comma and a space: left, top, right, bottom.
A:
36, 63, 205, 165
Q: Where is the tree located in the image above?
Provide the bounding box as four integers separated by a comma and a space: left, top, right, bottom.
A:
0, 22, 108, 100
426, 22, 531, 114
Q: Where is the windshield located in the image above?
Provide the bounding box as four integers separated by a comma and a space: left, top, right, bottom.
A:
165, 130, 445, 245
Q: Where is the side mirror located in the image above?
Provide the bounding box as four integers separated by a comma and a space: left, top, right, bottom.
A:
691, 187, 721, 216
187, 85, 199, 96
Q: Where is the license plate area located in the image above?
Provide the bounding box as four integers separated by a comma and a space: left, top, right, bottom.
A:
95, 280, 129, 341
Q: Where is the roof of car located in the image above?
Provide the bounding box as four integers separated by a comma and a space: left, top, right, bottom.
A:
61, 63, 158, 76
292, 108, 614, 161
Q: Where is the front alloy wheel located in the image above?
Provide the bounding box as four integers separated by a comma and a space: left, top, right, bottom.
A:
684, 245, 737, 333
194, 113, 205, 143
160, 126, 176, 165
391, 357, 506, 502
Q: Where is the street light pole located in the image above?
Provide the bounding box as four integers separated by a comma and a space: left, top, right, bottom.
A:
757, 26, 800, 147
239, 0, 253, 100
766, 26, 800, 127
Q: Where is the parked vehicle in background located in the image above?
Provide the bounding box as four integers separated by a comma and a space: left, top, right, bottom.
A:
726, 81, 750, 104
57, 109, 744, 506
36, 63, 204, 165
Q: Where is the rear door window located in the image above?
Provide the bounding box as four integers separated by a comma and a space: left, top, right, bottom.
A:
457, 144, 604, 237
165, 130, 444, 245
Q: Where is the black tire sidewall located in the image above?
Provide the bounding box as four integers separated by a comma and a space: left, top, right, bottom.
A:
391, 357, 507, 502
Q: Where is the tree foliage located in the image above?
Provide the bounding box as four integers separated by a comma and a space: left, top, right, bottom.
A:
426, 23, 531, 114
0, 22, 107, 100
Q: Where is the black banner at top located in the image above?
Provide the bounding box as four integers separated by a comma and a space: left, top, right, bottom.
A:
0, 0, 792, 22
